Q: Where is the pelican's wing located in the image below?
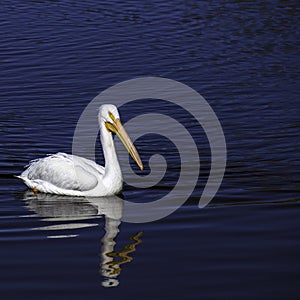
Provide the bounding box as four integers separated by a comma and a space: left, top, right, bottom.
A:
21, 153, 103, 191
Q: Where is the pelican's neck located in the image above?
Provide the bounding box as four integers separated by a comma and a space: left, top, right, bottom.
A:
100, 123, 122, 187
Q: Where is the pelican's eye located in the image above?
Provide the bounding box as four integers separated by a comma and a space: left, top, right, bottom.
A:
105, 121, 115, 133
108, 111, 115, 122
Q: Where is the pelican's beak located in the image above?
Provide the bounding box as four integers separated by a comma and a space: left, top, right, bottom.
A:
105, 118, 144, 170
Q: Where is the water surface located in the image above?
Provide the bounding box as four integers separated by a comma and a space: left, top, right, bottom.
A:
1, 1, 299, 299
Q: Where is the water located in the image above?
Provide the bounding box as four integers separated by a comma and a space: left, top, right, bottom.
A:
1, 0, 299, 299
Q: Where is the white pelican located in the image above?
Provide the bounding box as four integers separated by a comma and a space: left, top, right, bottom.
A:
17, 104, 143, 196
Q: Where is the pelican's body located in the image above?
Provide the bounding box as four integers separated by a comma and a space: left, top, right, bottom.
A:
17, 104, 143, 196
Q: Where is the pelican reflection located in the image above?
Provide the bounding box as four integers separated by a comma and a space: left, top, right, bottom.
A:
21, 190, 143, 287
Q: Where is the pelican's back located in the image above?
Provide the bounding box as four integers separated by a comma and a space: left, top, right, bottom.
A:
18, 153, 105, 194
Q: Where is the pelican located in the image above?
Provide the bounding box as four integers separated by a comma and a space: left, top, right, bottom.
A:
16, 104, 143, 196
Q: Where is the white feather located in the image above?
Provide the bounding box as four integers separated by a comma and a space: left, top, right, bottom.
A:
17, 104, 133, 197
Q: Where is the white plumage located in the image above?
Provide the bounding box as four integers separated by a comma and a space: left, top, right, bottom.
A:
17, 104, 143, 196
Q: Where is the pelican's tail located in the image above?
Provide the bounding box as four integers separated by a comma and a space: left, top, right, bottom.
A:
15, 175, 33, 188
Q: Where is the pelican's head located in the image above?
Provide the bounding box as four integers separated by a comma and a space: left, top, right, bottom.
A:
99, 104, 143, 170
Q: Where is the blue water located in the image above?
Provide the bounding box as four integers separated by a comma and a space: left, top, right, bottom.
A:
1, 1, 299, 299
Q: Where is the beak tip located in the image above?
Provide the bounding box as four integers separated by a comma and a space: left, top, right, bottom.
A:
140, 165, 144, 171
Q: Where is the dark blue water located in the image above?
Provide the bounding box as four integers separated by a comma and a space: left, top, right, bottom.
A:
1, 1, 299, 299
